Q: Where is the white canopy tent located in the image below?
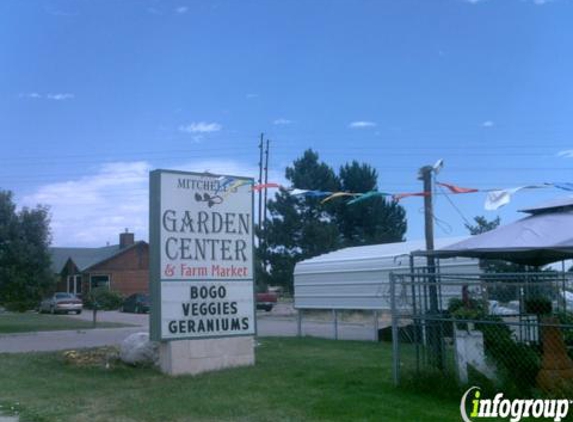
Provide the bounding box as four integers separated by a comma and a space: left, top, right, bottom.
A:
430, 197, 573, 266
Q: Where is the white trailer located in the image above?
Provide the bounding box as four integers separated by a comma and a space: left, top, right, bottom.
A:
294, 237, 481, 311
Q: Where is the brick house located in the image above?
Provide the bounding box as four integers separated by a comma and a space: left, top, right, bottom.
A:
50, 231, 149, 298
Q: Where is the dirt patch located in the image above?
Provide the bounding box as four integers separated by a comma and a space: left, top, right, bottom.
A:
62, 346, 119, 368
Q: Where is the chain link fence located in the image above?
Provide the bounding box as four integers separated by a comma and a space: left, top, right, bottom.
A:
390, 270, 573, 396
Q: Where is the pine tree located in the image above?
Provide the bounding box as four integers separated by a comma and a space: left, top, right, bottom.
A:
260, 150, 407, 292
261, 150, 340, 291
337, 161, 406, 246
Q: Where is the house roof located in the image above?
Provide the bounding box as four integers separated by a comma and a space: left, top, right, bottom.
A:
50, 241, 145, 273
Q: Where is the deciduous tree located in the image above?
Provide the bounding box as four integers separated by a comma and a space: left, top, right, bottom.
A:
0, 190, 54, 311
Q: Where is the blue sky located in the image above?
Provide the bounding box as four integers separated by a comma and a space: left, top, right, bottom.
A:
1, 0, 573, 247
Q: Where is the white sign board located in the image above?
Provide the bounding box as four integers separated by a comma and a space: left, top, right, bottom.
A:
149, 170, 255, 341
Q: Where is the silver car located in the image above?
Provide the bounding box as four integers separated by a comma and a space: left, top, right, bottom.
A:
39, 292, 83, 315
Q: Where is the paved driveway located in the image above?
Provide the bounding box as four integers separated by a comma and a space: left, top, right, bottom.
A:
0, 309, 382, 353
67, 309, 148, 327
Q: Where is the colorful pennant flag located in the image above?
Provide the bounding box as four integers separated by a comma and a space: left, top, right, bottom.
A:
392, 192, 429, 202
484, 185, 545, 211
437, 182, 479, 194
222, 179, 254, 198
289, 188, 309, 196
320, 192, 360, 204
347, 191, 390, 205
215, 176, 236, 194
289, 189, 331, 198
252, 183, 283, 191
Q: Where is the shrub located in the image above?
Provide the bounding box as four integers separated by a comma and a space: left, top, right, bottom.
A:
524, 297, 552, 316
449, 296, 541, 395
84, 288, 123, 310
3, 301, 31, 313
448, 297, 486, 315
477, 316, 541, 396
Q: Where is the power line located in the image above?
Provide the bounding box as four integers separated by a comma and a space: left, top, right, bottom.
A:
435, 183, 473, 227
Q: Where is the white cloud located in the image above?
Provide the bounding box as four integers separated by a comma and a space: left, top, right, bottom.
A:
21, 159, 286, 247
46, 93, 75, 101
178, 122, 222, 133
482, 120, 494, 127
22, 162, 151, 247
147, 7, 163, 15
175, 6, 189, 14
532, 0, 552, 4
18, 92, 74, 101
557, 150, 573, 158
348, 121, 377, 129
273, 118, 292, 125
19, 92, 42, 99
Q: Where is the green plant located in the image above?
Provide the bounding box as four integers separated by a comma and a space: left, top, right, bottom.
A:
555, 312, 573, 358
448, 297, 486, 315
448, 297, 487, 330
477, 317, 541, 396
4, 301, 32, 313
84, 288, 123, 310
524, 297, 552, 315
449, 294, 541, 395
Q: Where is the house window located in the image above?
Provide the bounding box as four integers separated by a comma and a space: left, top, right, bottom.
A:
90, 275, 110, 290
67, 275, 82, 296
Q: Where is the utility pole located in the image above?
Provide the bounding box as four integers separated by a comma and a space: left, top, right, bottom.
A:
263, 139, 270, 233
418, 165, 436, 269
417, 163, 443, 371
258, 133, 264, 236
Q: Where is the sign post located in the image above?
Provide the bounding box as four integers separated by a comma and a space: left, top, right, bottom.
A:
149, 170, 256, 375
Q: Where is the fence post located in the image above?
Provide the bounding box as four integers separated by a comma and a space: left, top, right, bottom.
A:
333, 309, 338, 340
373, 310, 379, 341
391, 273, 400, 386
297, 309, 302, 337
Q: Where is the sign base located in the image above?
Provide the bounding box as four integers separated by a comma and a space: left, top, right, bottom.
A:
159, 336, 255, 376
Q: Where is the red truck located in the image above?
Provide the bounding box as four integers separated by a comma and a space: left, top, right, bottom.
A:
256, 292, 277, 312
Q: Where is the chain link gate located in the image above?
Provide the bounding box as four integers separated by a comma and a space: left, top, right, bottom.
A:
390, 270, 573, 396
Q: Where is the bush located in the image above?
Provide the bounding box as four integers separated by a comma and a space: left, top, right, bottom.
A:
524, 297, 552, 315
449, 296, 541, 395
3, 301, 31, 313
478, 317, 541, 396
448, 297, 486, 315
448, 297, 487, 330
84, 288, 123, 310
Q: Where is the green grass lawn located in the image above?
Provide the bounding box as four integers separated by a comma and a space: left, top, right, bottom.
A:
0, 312, 130, 333
0, 337, 464, 422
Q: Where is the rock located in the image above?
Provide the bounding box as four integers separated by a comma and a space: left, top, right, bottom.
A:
120, 332, 159, 366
